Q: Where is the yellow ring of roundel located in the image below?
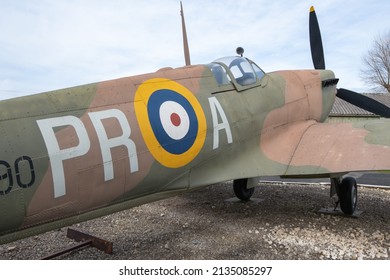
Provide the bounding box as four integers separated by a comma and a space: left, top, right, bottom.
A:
134, 78, 206, 168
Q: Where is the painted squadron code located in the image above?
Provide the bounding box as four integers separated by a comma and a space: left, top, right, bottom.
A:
0, 79, 233, 198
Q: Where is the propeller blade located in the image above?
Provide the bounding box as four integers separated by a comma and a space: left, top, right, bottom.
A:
309, 6, 325, 70
336, 88, 390, 118
308, 7, 390, 118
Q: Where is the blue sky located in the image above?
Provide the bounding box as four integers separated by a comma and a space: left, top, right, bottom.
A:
1, 0, 389, 100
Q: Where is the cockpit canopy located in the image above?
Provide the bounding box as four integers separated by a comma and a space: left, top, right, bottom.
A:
208, 56, 265, 87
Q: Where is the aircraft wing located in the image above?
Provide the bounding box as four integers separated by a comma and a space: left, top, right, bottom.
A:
188, 118, 390, 187
261, 119, 390, 177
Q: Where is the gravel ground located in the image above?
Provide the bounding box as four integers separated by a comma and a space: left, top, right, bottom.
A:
1, 181, 390, 260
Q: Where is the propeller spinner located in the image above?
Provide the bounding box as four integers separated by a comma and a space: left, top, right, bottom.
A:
309, 6, 390, 118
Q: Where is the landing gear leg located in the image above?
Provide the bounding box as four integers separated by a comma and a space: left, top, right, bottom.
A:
233, 178, 254, 201
331, 176, 358, 215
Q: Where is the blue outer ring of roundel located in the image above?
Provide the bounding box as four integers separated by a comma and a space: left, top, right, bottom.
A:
147, 89, 198, 155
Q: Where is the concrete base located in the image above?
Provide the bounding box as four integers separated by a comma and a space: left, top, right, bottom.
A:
318, 207, 363, 218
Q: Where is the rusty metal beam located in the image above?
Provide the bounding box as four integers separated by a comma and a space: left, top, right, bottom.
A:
41, 240, 91, 260
41, 228, 113, 259
66, 228, 113, 254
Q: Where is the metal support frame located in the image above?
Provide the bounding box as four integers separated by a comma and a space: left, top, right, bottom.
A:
41, 228, 113, 259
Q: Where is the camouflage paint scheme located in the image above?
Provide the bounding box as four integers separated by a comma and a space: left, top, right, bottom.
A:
1, 55, 390, 244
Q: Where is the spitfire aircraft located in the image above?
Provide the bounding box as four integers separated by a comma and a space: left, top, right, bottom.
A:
1, 5, 390, 245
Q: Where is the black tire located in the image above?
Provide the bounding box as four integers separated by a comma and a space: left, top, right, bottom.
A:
233, 178, 254, 201
339, 177, 358, 215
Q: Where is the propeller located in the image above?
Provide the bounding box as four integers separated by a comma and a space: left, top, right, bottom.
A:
336, 88, 390, 118
309, 6, 325, 70
309, 6, 390, 118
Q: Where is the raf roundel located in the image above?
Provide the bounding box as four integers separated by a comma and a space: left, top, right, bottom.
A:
134, 78, 207, 168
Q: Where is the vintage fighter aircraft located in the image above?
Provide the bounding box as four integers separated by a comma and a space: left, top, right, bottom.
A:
1, 5, 390, 245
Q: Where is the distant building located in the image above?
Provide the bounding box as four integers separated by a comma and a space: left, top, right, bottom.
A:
327, 94, 390, 123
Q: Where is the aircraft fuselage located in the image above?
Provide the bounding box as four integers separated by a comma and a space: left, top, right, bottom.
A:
0, 60, 337, 244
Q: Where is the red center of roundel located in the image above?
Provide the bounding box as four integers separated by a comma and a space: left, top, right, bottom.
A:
170, 113, 181, 127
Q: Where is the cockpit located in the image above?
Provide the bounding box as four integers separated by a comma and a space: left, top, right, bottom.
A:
208, 56, 265, 87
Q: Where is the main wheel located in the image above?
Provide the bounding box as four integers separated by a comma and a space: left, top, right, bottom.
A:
339, 177, 358, 215
233, 178, 254, 201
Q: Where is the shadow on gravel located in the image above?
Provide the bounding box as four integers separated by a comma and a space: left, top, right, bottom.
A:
1, 182, 390, 260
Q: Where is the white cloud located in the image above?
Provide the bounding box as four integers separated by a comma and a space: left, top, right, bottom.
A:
1, 0, 389, 99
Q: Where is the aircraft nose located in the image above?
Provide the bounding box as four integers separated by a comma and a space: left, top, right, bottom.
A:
321, 76, 339, 90
317, 69, 338, 121
319, 70, 338, 94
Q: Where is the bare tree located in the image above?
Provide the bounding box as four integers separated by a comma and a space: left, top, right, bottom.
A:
361, 31, 390, 93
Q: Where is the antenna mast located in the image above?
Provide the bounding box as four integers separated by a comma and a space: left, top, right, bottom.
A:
180, 2, 191, 66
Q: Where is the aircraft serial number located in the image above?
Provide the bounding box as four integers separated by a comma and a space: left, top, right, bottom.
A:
0, 156, 35, 195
